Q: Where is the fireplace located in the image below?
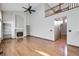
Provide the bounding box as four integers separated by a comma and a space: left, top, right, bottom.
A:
17, 32, 23, 37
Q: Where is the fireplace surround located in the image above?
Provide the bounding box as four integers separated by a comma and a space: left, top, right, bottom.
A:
17, 32, 23, 37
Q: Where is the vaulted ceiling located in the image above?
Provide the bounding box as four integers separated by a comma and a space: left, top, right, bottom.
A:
45, 3, 59, 10
0, 3, 64, 12
0, 3, 41, 11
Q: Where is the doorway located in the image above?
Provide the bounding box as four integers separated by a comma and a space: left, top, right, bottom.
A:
54, 16, 67, 41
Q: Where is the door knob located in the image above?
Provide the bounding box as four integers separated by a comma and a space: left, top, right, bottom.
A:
50, 29, 53, 32
69, 30, 71, 32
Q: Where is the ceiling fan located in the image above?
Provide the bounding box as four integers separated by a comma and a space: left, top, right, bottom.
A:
22, 3, 36, 14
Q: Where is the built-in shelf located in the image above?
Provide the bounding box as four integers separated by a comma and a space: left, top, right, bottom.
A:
3, 23, 12, 38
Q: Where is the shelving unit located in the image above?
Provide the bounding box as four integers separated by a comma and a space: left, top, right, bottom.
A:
3, 23, 11, 38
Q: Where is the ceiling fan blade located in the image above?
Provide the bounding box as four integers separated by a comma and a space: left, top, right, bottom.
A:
29, 10, 32, 14
31, 10, 36, 12
22, 7, 27, 9
29, 6, 32, 10
24, 10, 28, 12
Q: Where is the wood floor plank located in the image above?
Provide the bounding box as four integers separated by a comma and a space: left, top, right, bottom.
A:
67, 45, 79, 56
0, 36, 66, 56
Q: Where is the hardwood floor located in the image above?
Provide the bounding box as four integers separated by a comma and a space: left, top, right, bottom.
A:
67, 45, 79, 56
0, 36, 66, 56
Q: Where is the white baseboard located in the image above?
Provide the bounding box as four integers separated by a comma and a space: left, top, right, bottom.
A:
68, 43, 79, 47
30, 35, 54, 41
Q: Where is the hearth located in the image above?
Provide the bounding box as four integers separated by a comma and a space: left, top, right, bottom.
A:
17, 32, 23, 37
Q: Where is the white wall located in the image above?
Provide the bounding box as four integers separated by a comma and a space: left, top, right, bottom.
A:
0, 12, 1, 38
0, 11, 1, 19
26, 12, 30, 25
30, 4, 67, 41
0, 6, 1, 38
2, 11, 27, 38
15, 15, 24, 28
30, 4, 53, 40
0, 9, 2, 39
0, 19, 2, 42
67, 7, 79, 47
0, 21, 1, 38
0, 7, 2, 42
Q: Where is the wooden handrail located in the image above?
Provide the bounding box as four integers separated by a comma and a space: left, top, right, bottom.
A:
45, 3, 79, 17
45, 3, 64, 12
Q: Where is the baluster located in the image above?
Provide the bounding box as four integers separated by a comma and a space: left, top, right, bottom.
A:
73, 3, 75, 8
72, 3, 74, 9
77, 3, 79, 7
75, 3, 77, 7
68, 3, 70, 10
76, 3, 78, 7
70, 3, 71, 9
67, 3, 69, 10
74, 3, 75, 8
